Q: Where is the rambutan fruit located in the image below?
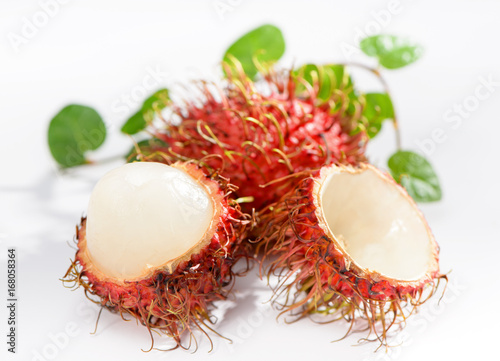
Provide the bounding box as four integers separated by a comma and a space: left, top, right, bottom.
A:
261, 163, 446, 345
63, 161, 250, 351
151, 66, 367, 213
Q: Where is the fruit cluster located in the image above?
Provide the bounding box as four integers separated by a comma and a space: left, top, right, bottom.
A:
61, 26, 445, 351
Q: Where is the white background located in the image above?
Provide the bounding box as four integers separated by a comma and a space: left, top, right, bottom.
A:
1, 1, 499, 360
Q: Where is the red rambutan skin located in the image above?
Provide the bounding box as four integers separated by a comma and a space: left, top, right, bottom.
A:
63, 163, 250, 351
153, 71, 367, 212
261, 165, 446, 344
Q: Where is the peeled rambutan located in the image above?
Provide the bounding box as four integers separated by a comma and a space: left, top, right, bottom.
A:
152, 67, 367, 212
261, 163, 446, 345
63, 161, 250, 351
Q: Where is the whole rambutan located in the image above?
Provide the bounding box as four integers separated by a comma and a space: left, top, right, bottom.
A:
63, 161, 250, 351
260, 163, 446, 345
151, 65, 367, 213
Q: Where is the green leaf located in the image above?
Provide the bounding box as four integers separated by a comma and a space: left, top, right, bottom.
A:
223, 24, 285, 79
48, 104, 106, 168
325, 64, 351, 90
294, 64, 326, 99
142, 88, 169, 114
360, 35, 422, 69
362, 92, 394, 138
121, 88, 169, 135
121, 110, 146, 135
293, 63, 362, 109
388, 151, 442, 202
294, 64, 349, 101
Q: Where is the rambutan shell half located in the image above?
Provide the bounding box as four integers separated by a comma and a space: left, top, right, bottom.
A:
63, 161, 250, 351
262, 163, 446, 345
312, 163, 441, 291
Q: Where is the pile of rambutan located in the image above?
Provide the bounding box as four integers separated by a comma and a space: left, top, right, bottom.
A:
61, 25, 445, 351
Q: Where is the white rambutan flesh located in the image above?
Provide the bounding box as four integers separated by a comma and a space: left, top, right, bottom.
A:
86, 162, 214, 279
318, 164, 435, 281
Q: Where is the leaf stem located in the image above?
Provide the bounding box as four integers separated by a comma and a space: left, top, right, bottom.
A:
57, 154, 125, 171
